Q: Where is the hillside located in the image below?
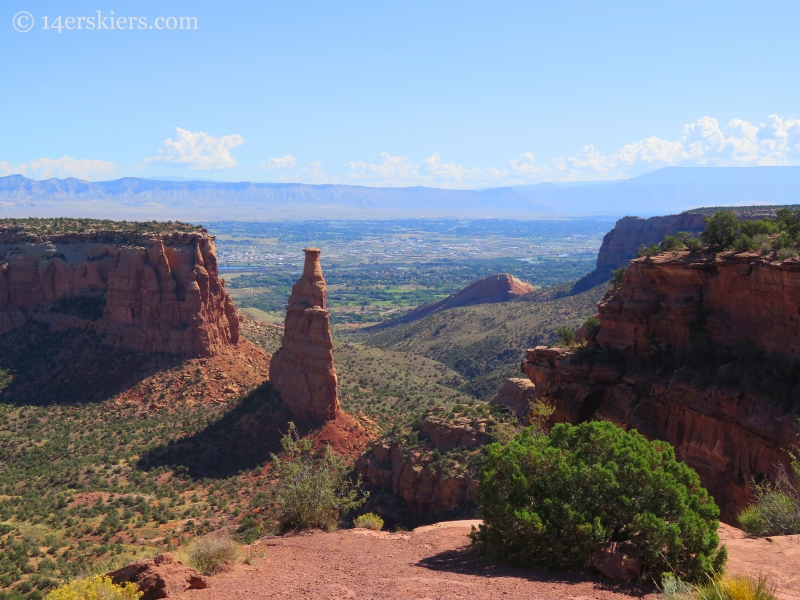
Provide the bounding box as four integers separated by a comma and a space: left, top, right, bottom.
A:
360, 282, 607, 399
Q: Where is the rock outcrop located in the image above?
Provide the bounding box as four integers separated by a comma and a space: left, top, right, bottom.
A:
107, 553, 208, 599
489, 377, 536, 421
270, 248, 340, 421
597, 250, 800, 358
0, 227, 238, 356
523, 248, 800, 522
571, 213, 706, 293
357, 409, 489, 514
377, 273, 534, 328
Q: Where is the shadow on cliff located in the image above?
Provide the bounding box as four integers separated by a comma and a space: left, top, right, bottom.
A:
416, 548, 653, 596
137, 382, 299, 479
0, 322, 190, 406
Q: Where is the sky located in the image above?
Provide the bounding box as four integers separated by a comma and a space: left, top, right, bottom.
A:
1, 0, 800, 188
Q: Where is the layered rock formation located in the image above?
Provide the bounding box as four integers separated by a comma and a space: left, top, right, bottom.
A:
597, 250, 800, 358
571, 213, 706, 293
357, 408, 489, 513
377, 273, 533, 328
0, 227, 238, 356
108, 553, 208, 599
524, 249, 800, 521
270, 248, 340, 421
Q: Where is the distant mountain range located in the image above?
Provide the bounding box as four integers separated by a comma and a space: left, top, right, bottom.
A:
2, 166, 800, 221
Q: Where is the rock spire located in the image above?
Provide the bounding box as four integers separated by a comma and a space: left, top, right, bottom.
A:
270, 248, 340, 421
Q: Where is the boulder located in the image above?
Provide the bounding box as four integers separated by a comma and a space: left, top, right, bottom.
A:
107, 552, 208, 599
489, 378, 536, 421
590, 542, 642, 582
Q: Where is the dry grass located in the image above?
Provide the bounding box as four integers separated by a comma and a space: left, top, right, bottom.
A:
353, 513, 384, 531
178, 533, 241, 575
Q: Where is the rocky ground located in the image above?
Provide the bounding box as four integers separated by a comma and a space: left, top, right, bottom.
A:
178, 521, 800, 600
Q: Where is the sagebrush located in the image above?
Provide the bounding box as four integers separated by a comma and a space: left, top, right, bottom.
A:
178, 533, 241, 575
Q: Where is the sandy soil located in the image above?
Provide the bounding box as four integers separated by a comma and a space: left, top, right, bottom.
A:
181, 520, 654, 600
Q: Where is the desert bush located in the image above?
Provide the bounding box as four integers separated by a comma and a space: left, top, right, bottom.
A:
271, 422, 366, 531
738, 459, 800, 537
45, 575, 141, 599
733, 234, 755, 252
660, 235, 683, 252
696, 574, 777, 600
702, 210, 740, 250
610, 266, 627, 287
658, 572, 696, 600
353, 513, 384, 531
637, 243, 661, 258
555, 325, 576, 346
685, 237, 702, 253
178, 533, 241, 575
776, 247, 798, 261
470, 421, 725, 581
582, 316, 600, 328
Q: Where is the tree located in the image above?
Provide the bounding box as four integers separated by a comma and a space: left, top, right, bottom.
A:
470, 421, 726, 581
701, 210, 740, 250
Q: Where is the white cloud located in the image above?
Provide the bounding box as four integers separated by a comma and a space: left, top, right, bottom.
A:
345, 114, 800, 188
260, 155, 297, 170
0, 156, 116, 180
145, 127, 245, 170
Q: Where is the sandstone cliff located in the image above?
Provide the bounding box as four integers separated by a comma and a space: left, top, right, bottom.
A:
524, 248, 800, 522
0, 225, 238, 357
377, 273, 533, 328
270, 248, 340, 421
597, 250, 800, 358
571, 213, 706, 293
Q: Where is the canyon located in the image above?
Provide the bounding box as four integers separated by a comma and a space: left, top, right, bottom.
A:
0, 224, 238, 357
524, 249, 800, 522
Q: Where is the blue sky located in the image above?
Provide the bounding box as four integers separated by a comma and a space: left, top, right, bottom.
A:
2, 0, 799, 187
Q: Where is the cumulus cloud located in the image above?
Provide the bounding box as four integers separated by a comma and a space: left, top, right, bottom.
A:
260, 155, 297, 170
0, 157, 116, 180
145, 127, 245, 170
345, 115, 800, 188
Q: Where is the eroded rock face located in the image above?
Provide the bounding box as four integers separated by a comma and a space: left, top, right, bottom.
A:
357, 410, 489, 513
489, 377, 536, 421
523, 346, 800, 523
597, 250, 800, 358
379, 273, 534, 327
0, 229, 238, 356
270, 248, 340, 421
107, 552, 208, 599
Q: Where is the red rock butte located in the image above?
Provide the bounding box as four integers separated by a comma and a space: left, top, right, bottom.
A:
270, 248, 340, 422
0, 228, 238, 357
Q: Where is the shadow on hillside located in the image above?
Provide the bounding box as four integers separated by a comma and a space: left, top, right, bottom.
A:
416, 548, 653, 596
0, 321, 188, 406
137, 382, 302, 479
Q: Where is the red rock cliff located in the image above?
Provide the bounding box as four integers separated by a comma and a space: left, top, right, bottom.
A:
270, 248, 340, 421
598, 250, 800, 358
0, 229, 238, 357
523, 248, 800, 522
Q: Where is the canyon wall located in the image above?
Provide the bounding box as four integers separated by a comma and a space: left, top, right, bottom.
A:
597, 251, 800, 358
524, 249, 800, 522
270, 248, 340, 421
0, 228, 238, 356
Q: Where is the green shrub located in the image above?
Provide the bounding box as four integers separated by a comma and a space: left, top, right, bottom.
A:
353, 513, 384, 531
271, 422, 366, 531
611, 266, 627, 287
45, 575, 141, 599
737, 461, 800, 537
685, 237, 702, 253
470, 421, 725, 581
777, 247, 798, 261
582, 316, 600, 328
660, 235, 683, 251
702, 210, 740, 250
178, 533, 241, 575
734, 234, 755, 252
658, 572, 696, 600
638, 243, 660, 258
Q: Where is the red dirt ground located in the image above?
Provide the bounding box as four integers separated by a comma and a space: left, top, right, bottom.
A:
180, 521, 800, 600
